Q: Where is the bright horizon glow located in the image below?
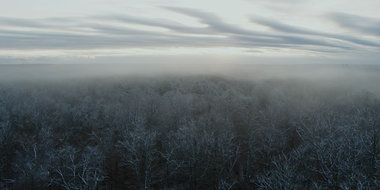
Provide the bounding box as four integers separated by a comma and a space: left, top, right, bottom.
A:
1, 0, 380, 64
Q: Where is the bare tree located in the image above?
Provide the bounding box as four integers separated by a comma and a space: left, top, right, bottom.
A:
51, 145, 106, 190
118, 122, 160, 190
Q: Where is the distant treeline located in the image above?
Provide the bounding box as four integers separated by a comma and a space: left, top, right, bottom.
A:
0, 75, 380, 189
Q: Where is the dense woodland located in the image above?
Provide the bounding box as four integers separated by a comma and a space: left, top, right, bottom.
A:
1, 64, 380, 189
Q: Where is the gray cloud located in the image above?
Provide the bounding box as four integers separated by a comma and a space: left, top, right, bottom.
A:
250, 16, 380, 48
0, 27, 234, 50
0, 17, 49, 28
162, 7, 359, 50
328, 13, 380, 37
0, 8, 379, 55
98, 14, 211, 34
162, 6, 267, 36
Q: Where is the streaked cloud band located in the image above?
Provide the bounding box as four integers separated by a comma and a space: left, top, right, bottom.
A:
1, 0, 380, 64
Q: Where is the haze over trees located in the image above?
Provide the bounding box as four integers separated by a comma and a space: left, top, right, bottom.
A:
0, 64, 380, 189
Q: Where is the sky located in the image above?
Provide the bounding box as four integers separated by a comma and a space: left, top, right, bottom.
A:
1, 0, 380, 65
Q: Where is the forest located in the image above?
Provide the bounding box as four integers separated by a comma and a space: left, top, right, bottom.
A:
1, 64, 380, 189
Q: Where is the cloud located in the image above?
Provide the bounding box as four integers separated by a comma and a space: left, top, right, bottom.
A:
328, 13, 380, 37
0, 8, 379, 57
249, 16, 380, 48
162, 6, 266, 36
162, 7, 360, 51
0, 17, 48, 28
96, 15, 209, 34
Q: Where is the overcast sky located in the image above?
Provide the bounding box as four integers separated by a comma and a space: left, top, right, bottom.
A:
1, 0, 380, 64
